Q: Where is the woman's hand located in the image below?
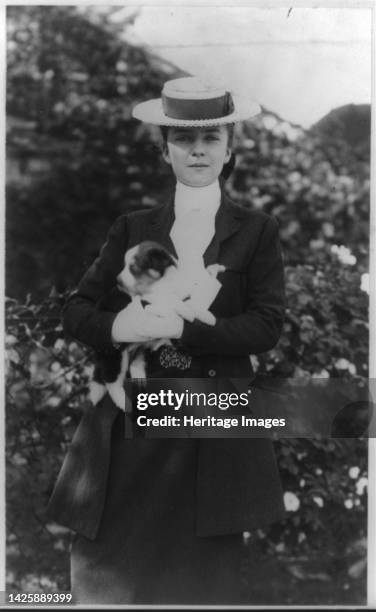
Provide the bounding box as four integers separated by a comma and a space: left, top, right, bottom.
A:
181, 300, 216, 326
111, 301, 184, 343
146, 299, 216, 327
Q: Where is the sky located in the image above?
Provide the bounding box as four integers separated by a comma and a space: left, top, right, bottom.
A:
112, 6, 372, 128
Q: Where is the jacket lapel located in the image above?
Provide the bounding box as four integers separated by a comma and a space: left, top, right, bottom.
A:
143, 191, 177, 257
203, 191, 248, 265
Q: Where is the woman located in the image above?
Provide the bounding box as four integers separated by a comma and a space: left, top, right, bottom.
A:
47, 77, 286, 604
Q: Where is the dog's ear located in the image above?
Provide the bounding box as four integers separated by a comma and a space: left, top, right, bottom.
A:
148, 248, 175, 275
147, 269, 162, 280
136, 242, 176, 278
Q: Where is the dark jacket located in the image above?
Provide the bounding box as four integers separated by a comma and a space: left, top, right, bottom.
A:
47, 187, 286, 539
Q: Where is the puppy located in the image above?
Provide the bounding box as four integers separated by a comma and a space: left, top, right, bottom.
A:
90, 241, 223, 411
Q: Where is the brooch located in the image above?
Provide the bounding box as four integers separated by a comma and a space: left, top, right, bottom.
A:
159, 345, 192, 370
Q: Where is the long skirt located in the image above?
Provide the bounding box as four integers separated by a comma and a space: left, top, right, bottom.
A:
71, 412, 250, 605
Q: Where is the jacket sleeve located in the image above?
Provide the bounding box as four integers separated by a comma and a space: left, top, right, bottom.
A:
63, 215, 129, 351
180, 216, 285, 356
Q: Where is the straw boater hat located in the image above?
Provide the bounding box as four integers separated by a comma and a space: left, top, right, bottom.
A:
132, 76, 260, 126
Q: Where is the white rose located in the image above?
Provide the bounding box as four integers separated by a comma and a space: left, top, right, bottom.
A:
5, 334, 17, 346
312, 369, 330, 379
283, 491, 300, 512
349, 466, 360, 479
54, 338, 65, 352
46, 396, 60, 408
356, 477, 368, 496
313, 496, 324, 508
335, 358, 356, 374
360, 273, 369, 295
331, 244, 356, 266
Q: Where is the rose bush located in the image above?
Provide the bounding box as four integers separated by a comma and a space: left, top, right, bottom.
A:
5, 251, 368, 591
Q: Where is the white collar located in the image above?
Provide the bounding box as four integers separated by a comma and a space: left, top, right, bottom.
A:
174, 180, 221, 216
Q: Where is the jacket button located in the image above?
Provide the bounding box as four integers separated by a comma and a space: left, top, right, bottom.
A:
208, 369, 216, 377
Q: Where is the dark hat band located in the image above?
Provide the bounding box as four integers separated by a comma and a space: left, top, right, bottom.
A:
161, 91, 234, 120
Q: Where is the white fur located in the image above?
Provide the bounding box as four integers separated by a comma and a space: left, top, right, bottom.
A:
128, 350, 147, 380
92, 340, 173, 411
105, 350, 130, 410
89, 380, 107, 406
90, 244, 224, 410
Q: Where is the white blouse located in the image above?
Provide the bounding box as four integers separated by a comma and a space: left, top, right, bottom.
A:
171, 180, 220, 265
170, 180, 221, 308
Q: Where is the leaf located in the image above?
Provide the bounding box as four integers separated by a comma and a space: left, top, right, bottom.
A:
348, 558, 367, 580
297, 293, 312, 307
286, 564, 306, 580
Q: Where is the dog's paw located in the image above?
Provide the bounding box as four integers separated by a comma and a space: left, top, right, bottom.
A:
195, 309, 216, 326
206, 264, 226, 278
150, 338, 172, 351
174, 300, 195, 322
133, 377, 148, 390
129, 362, 147, 379
106, 383, 126, 411
89, 381, 107, 406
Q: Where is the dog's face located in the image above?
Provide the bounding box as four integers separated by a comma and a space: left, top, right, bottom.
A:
117, 241, 176, 297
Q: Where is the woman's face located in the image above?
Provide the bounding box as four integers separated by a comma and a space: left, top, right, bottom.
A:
162, 126, 231, 187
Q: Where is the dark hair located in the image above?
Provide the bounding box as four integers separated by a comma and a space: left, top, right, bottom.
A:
159, 124, 236, 180
221, 152, 236, 180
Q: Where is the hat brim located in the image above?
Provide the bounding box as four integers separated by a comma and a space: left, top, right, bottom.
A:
132, 95, 260, 126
